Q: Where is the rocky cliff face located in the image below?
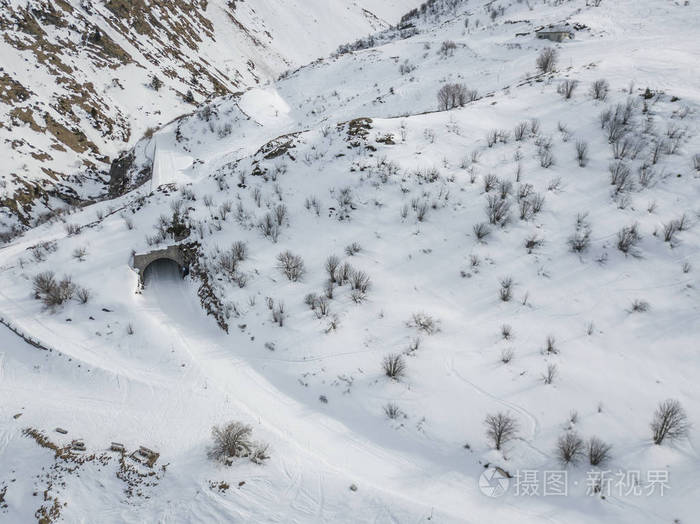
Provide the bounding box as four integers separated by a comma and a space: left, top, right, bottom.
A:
0, 0, 414, 236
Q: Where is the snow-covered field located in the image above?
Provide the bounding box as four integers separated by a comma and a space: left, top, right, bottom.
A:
1, 0, 699, 522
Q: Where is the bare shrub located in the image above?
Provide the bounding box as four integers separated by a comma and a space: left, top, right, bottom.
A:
630, 299, 650, 313
500, 348, 514, 364
208, 421, 268, 464
568, 213, 592, 253
384, 403, 404, 420
499, 276, 514, 302
382, 354, 406, 380
484, 412, 518, 450
501, 324, 512, 340
538, 148, 554, 168
556, 431, 584, 465
590, 79, 609, 101
545, 335, 558, 355
513, 121, 528, 141
276, 251, 305, 281
258, 213, 280, 242
651, 399, 690, 445
33, 271, 76, 308
345, 242, 362, 256
325, 255, 340, 283
483, 173, 498, 193
588, 437, 612, 466
76, 286, 91, 304
473, 222, 491, 242
33, 271, 56, 298
486, 195, 510, 225
575, 140, 589, 167
409, 313, 438, 335
616, 223, 641, 256
543, 363, 558, 385
557, 79, 578, 100
65, 223, 81, 236
536, 48, 558, 74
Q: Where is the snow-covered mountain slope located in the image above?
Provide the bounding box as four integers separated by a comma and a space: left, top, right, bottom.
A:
1, 0, 699, 522
0, 0, 416, 235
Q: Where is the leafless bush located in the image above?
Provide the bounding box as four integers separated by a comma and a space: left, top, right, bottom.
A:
500, 348, 514, 364
258, 213, 280, 242
638, 164, 656, 188
499, 276, 514, 302
575, 141, 589, 167
606, 117, 627, 144
609, 161, 634, 193
484, 412, 518, 450
325, 255, 340, 283
483, 174, 498, 193
651, 399, 690, 445
276, 251, 305, 281
76, 286, 91, 304
409, 313, 438, 335
557, 79, 578, 100
72, 247, 87, 261
568, 213, 592, 253
384, 402, 404, 420
538, 148, 554, 168
536, 48, 558, 74
616, 223, 641, 256
486, 195, 510, 226
336, 262, 353, 285
271, 301, 285, 326
345, 242, 362, 256
208, 421, 269, 464
588, 437, 612, 466
693, 154, 700, 172
629, 299, 649, 313
498, 180, 513, 200
382, 354, 406, 380
525, 234, 543, 254
590, 79, 609, 101
439, 40, 457, 57
543, 363, 558, 384
545, 335, 558, 355
33, 271, 56, 298
399, 59, 416, 75
501, 324, 512, 340
513, 121, 528, 141
557, 431, 584, 465
473, 222, 491, 242
65, 223, 81, 236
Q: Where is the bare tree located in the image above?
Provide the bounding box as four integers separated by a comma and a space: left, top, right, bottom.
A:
588, 436, 612, 466
651, 399, 690, 445
557, 79, 579, 100
536, 48, 558, 74
556, 431, 584, 465
276, 251, 305, 281
590, 79, 609, 100
208, 421, 269, 464
484, 412, 519, 450
437, 83, 474, 110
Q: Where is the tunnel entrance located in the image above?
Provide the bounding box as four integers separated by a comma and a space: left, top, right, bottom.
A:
142, 258, 188, 287
132, 245, 188, 288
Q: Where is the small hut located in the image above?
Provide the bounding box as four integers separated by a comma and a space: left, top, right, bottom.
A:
536, 25, 574, 42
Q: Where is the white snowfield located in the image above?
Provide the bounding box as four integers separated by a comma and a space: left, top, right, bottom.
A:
1, 0, 699, 522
